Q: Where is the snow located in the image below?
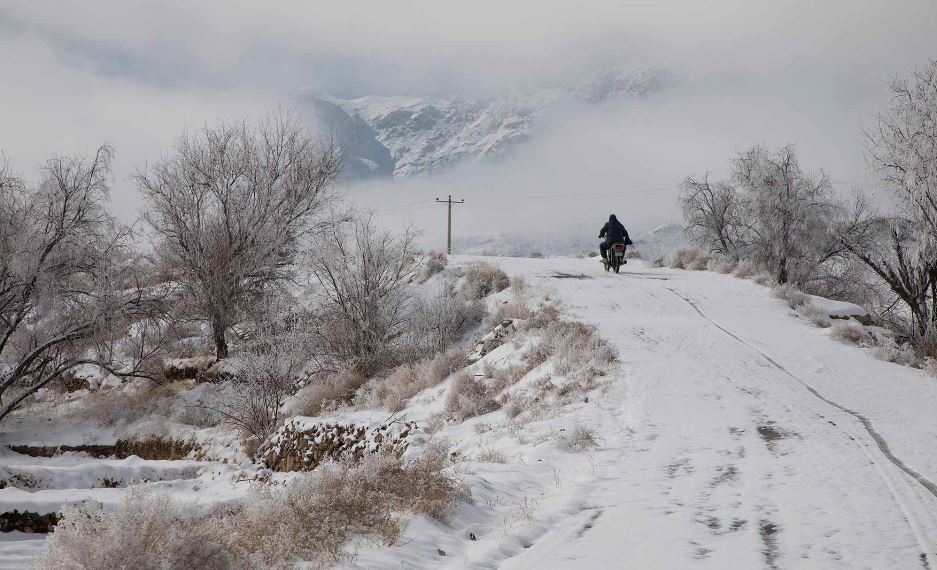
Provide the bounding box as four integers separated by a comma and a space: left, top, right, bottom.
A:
4, 255, 937, 568
342, 256, 937, 568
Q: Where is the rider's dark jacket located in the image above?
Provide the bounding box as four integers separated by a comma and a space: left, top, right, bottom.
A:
599, 215, 630, 244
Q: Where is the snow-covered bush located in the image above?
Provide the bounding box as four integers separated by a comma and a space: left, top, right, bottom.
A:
308, 215, 420, 374
289, 370, 368, 417
625, 248, 643, 259
772, 284, 809, 309
38, 447, 467, 570
234, 444, 467, 567
356, 348, 469, 411
733, 259, 759, 279
404, 292, 484, 359
557, 425, 601, 452
830, 323, 872, 345
795, 303, 832, 328
417, 251, 447, 282
477, 448, 508, 463
530, 320, 618, 376
706, 253, 737, 274
924, 358, 937, 379
445, 371, 500, 421
460, 262, 510, 300
34, 493, 241, 570
668, 248, 710, 270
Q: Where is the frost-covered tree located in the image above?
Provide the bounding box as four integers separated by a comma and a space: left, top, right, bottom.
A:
680, 145, 847, 287
679, 173, 748, 259
838, 60, 937, 350
137, 112, 340, 359
0, 148, 166, 423
307, 215, 419, 373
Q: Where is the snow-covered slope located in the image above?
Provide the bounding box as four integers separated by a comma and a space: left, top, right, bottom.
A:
301, 65, 662, 179
343, 256, 937, 569
632, 223, 689, 262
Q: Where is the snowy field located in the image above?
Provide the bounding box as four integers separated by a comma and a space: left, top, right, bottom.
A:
3, 256, 937, 568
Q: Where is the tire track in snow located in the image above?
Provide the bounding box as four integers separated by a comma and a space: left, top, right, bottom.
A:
663, 286, 937, 566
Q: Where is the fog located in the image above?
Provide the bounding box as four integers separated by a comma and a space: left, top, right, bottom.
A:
1, 0, 935, 248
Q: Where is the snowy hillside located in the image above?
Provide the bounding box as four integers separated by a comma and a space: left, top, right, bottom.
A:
301, 65, 662, 179
6, 255, 937, 568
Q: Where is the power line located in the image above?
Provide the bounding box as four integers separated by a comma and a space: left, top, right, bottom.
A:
435, 195, 464, 254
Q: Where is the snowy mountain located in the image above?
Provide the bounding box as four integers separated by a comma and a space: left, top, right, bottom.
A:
301, 65, 662, 180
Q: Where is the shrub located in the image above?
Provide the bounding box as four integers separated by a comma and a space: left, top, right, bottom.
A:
733, 259, 759, 279
477, 448, 508, 463
34, 493, 243, 570
830, 323, 872, 345
289, 370, 367, 416
557, 425, 601, 451
530, 320, 618, 376
357, 348, 469, 411
444, 371, 500, 421
668, 248, 710, 270
529, 251, 544, 258
924, 358, 937, 379
37, 448, 467, 570
796, 303, 832, 328
405, 293, 485, 358
706, 253, 736, 274
625, 248, 642, 259
460, 263, 510, 300
651, 258, 665, 268
418, 251, 448, 282
772, 284, 810, 309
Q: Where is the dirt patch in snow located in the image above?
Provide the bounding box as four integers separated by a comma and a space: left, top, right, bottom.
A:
0, 510, 60, 534
8, 437, 200, 461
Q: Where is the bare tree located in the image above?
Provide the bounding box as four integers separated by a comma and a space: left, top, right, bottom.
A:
206, 295, 311, 448
838, 61, 937, 351
307, 215, 419, 373
137, 111, 340, 359
0, 148, 167, 423
679, 173, 747, 258
681, 145, 848, 287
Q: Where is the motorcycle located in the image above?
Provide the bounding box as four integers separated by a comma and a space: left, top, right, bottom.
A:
603, 242, 627, 273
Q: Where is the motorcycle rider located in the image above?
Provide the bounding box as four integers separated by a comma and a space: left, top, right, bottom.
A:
599, 214, 631, 261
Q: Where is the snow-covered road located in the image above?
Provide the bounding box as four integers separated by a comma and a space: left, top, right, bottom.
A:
484, 256, 937, 569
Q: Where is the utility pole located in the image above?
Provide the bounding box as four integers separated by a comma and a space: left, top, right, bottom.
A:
435, 195, 464, 254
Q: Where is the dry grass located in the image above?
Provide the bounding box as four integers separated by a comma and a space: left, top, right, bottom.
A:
625, 248, 642, 259
290, 370, 368, 416
357, 349, 469, 411
830, 323, 872, 345
796, 303, 832, 328
477, 448, 509, 463
669, 248, 711, 270
444, 371, 501, 421
924, 358, 937, 379
36, 446, 467, 570
557, 425, 601, 451
461, 262, 510, 300
528, 320, 618, 376
733, 259, 759, 279
772, 284, 810, 309
706, 254, 737, 274
417, 251, 448, 282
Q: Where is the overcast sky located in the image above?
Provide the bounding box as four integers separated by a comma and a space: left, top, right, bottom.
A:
1, 1, 935, 242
